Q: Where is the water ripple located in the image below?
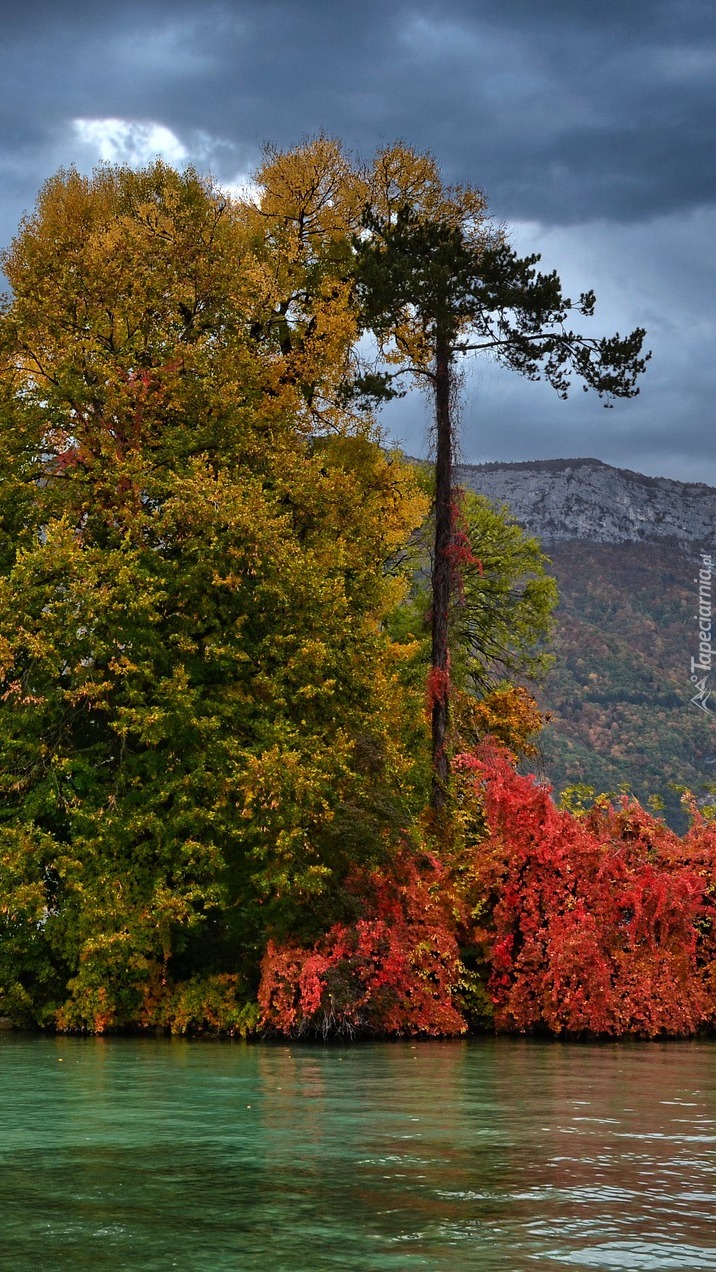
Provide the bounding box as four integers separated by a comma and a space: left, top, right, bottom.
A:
0, 1035, 715, 1270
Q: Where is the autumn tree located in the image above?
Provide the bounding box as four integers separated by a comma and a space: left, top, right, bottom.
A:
354, 154, 650, 811
0, 158, 428, 1031
0, 138, 652, 1037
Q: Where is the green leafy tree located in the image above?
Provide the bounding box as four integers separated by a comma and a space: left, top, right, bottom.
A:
391, 482, 557, 755
450, 490, 557, 695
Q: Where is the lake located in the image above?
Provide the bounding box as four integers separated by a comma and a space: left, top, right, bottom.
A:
0, 1034, 714, 1270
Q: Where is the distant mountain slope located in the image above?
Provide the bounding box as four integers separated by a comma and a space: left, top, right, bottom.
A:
455, 457, 716, 547
451, 459, 716, 828
536, 541, 715, 828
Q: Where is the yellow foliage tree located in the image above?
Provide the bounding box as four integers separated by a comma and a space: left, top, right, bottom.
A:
0, 158, 429, 1032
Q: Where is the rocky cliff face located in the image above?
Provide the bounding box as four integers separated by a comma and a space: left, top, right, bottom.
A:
454, 458, 716, 546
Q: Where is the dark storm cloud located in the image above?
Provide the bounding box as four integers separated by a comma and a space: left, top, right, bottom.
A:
2, 0, 714, 223
0, 0, 714, 481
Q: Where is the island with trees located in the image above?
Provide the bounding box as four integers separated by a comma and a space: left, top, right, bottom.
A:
1, 139, 714, 1041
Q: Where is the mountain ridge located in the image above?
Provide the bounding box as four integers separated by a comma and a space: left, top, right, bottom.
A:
452, 456, 716, 546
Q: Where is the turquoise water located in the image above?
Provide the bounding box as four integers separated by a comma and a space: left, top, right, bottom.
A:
1, 1036, 715, 1270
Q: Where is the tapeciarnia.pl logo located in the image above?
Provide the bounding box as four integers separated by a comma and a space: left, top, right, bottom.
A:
690, 551, 714, 716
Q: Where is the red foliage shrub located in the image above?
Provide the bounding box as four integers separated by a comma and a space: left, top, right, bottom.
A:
259, 746, 716, 1041
456, 745, 716, 1038
258, 852, 467, 1038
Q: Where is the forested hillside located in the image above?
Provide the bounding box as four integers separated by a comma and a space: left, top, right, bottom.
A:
538, 541, 714, 829
456, 460, 716, 828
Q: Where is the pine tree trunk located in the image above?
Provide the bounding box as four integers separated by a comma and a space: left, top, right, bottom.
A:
431, 335, 453, 813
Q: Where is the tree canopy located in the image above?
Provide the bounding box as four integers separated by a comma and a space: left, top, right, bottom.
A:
0, 140, 681, 1043
0, 157, 430, 1030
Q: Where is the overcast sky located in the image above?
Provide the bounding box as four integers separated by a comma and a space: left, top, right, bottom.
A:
1, 0, 714, 482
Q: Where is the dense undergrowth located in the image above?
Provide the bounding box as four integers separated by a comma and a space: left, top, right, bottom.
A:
257, 746, 716, 1041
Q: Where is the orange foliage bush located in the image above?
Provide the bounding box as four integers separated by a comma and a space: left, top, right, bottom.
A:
455, 684, 544, 757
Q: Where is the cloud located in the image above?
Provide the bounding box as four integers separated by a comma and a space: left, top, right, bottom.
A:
71, 116, 260, 206
3, 2, 715, 224
73, 118, 189, 167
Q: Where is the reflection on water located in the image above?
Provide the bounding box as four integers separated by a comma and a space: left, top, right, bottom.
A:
0, 1034, 715, 1270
